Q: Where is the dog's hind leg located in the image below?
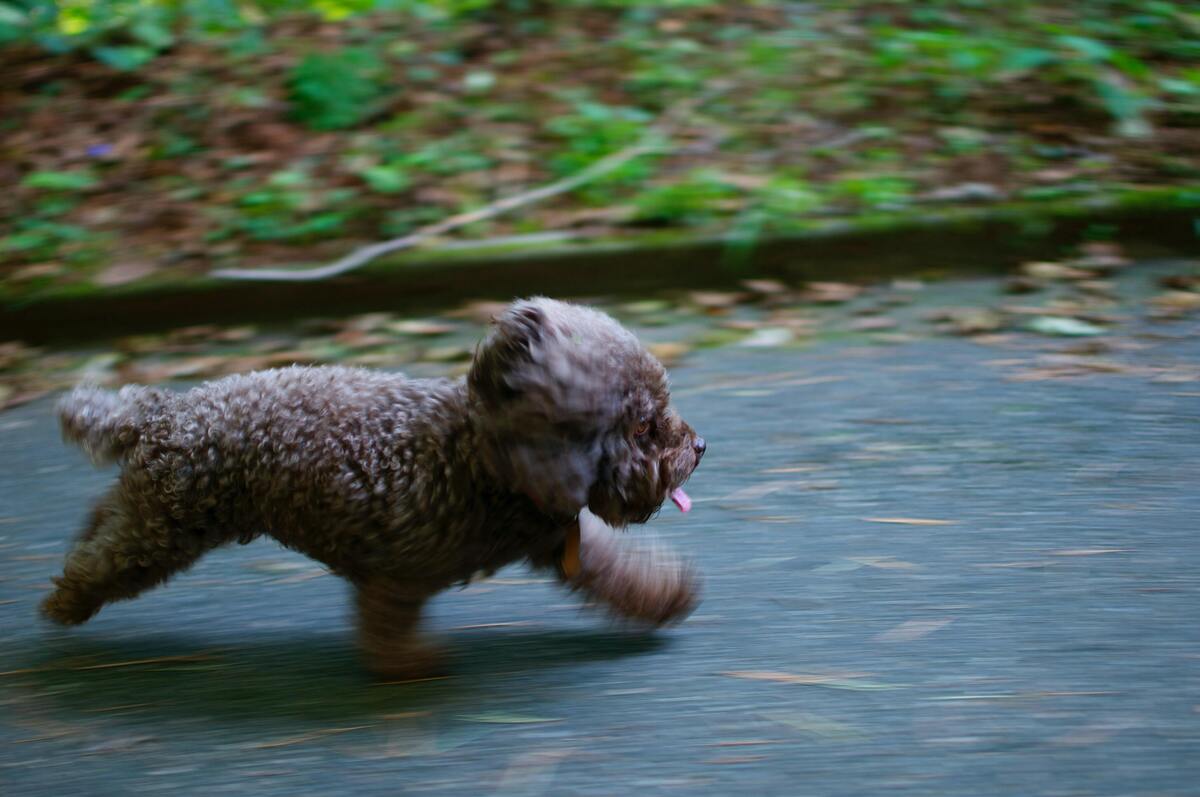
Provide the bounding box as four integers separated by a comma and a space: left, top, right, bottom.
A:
40, 485, 222, 625
354, 580, 445, 680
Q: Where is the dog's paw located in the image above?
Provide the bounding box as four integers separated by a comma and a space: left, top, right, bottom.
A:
361, 637, 449, 682
590, 555, 701, 629
39, 584, 100, 626
623, 559, 702, 627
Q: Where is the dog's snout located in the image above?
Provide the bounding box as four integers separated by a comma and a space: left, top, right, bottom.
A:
693, 437, 706, 458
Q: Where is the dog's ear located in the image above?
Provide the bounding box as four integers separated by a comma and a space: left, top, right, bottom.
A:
468, 301, 548, 406
469, 299, 615, 520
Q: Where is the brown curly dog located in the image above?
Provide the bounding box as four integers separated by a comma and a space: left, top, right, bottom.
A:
43, 298, 705, 678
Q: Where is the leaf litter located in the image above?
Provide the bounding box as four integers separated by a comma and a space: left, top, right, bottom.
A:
720, 671, 904, 691
2, 249, 1197, 411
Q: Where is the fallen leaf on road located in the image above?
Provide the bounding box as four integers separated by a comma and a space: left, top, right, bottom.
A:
928, 690, 1116, 702
847, 556, 919, 570
863, 517, 957, 526
0, 342, 37, 370
1004, 276, 1042, 294
722, 671, 867, 685
927, 308, 1005, 335
1058, 340, 1111, 356
387, 319, 456, 336
647, 342, 692, 364
1159, 274, 1199, 291
420, 345, 472, 363
721, 671, 902, 690
688, 291, 744, 312
1150, 291, 1200, 318
448, 300, 507, 323
251, 725, 373, 749
740, 327, 794, 347
741, 278, 789, 296
244, 560, 308, 573
848, 316, 898, 332
1050, 548, 1130, 556
1073, 241, 1129, 272
1027, 316, 1107, 337
1021, 261, 1093, 281
760, 711, 867, 739
706, 755, 770, 765
457, 713, 561, 725
873, 618, 954, 642
493, 749, 572, 793
801, 282, 862, 304
70, 652, 223, 671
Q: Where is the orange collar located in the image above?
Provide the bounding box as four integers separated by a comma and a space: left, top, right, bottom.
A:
561, 522, 582, 580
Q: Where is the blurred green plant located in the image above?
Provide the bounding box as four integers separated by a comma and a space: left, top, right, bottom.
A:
632, 169, 738, 225
866, 19, 1175, 137
546, 98, 655, 202
2, 0, 1198, 281
3, 169, 107, 263
215, 168, 355, 241
831, 175, 914, 210
288, 47, 388, 130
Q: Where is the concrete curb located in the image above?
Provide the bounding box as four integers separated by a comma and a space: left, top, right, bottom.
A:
3, 188, 1198, 343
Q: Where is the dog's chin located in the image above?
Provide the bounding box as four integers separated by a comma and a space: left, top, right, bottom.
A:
588, 479, 694, 529
587, 488, 659, 529
590, 506, 656, 529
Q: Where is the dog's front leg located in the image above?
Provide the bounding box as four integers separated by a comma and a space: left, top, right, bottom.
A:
556, 511, 699, 626
354, 579, 445, 680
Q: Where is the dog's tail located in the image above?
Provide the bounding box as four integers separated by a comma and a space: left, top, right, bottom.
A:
58, 384, 170, 464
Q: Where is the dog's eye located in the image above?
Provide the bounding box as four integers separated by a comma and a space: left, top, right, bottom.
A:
634, 420, 650, 437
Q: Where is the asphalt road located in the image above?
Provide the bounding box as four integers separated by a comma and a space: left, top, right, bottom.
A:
2, 277, 1199, 796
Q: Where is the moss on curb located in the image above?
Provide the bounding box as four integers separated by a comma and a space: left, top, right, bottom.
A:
3, 187, 1198, 343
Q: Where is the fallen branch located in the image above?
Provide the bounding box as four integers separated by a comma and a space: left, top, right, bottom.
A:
211, 88, 725, 282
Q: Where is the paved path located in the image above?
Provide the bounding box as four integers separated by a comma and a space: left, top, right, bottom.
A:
2, 276, 1199, 796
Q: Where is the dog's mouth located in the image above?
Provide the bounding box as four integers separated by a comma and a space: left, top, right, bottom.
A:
663, 451, 699, 514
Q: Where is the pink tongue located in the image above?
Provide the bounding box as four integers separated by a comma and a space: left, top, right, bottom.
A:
670, 487, 692, 513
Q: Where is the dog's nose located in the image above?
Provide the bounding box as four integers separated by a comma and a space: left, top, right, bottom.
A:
693, 437, 706, 458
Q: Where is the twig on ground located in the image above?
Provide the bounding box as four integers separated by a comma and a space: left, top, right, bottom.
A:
210, 87, 727, 282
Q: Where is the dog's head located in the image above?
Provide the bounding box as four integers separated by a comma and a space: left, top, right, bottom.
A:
469, 297, 704, 526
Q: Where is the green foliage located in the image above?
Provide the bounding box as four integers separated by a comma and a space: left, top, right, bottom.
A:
3, 165, 110, 263
0, 219, 100, 262
864, 16, 1180, 136
722, 176, 825, 265
399, 134, 493, 176
22, 170, 98, 191
1, 0, 176, 69
632, 170, 739, 224
753, 176, 823, 221
832, 175, 914, 210
547, 100, 650, 172
218, 169, 354, 242
288, 48, 388, 130
546, 99, 654, 201
3, 0, 1199, 281
358, 163, 413, 194
1, 187, 108, 264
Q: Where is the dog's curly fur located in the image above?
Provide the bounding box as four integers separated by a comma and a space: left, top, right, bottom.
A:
43, 298, 705, 678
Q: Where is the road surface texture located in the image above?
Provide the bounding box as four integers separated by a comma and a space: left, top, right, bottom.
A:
2, 268, 1198, 796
